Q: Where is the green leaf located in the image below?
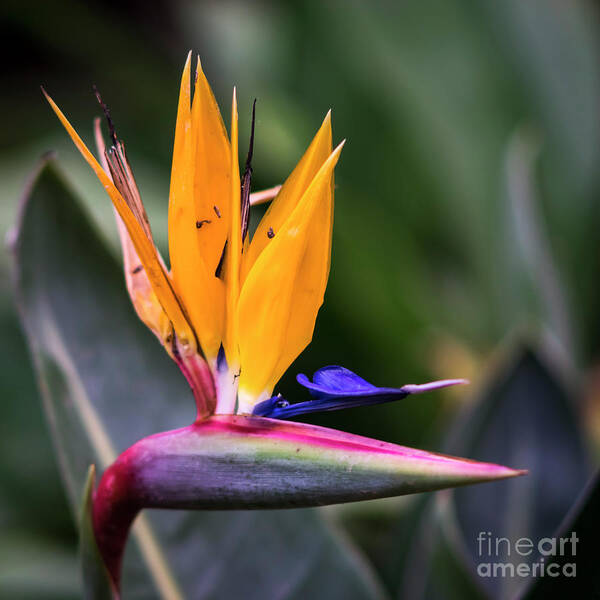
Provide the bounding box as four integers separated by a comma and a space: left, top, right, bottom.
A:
0, 534, 79, 600
520, 471, 600, 599
501, 129, 575, 359
336, 496, 437, 597
446, 345, 588, 599
79, 465, 114, 600
12, 157, 385, 600
399, 493, 488, 600
347, 494, 486, 600
385, 343, 588, 600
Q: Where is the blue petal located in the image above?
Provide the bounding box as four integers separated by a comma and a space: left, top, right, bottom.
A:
297, 365, 400, 398
252, 366, 468, 419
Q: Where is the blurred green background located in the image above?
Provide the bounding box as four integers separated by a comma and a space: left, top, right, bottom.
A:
2, 0, 600, 597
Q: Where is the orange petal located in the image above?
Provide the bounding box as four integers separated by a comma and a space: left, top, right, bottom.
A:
242, 111, 332, 282
237, 141, 344, 407
168, 53, 224, 359
192, 57, 231, 278
43, 88, 197, 353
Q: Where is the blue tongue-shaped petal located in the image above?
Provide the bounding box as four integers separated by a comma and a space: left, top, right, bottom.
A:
299, 366, 378, 397
252, 365, 467, 419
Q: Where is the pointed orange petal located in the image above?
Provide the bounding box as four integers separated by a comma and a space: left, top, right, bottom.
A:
43, 88, 197, 353
242, 111, 332, 282
222, 88, 241, 367
192, 57, 231, 276
168, 53, 224, 359
237, 142, 344, 408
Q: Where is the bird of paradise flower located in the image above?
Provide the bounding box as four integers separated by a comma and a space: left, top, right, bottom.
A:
43, 52, 525, 595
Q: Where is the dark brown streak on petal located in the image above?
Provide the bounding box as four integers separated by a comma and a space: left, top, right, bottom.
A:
213, 205, 221, 218
104, 145, 153, 241
267, 227, 275, 239
196, 219, 211, 229
93, 85, 118, 146
94, 86, 154, 241
240, 99, 256, 244
131, 265, 143, 274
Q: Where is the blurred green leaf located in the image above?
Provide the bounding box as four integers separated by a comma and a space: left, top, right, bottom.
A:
12, 158, 385, 599
0, 533, 78, 600
447, 344, 587, 599
79, 465, 114, 600
352, 491, 488, 599
0, 302, 74, 537
336, 496, 436, 597
447, 345, 587, 591
501, 129, 574, 360
398, 492, 488, 600
520, 471, 600, 599
387, 343, 588, 599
